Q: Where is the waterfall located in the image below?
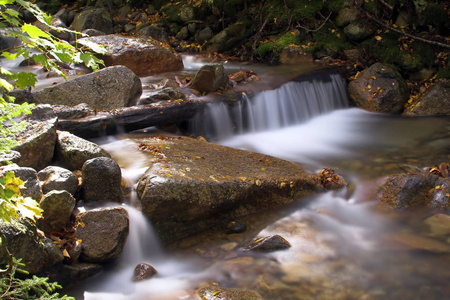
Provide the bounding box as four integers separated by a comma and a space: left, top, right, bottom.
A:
189, 73, 349, 140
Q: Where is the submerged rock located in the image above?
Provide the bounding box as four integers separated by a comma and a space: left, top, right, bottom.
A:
135, 135, 317, 244
198, 285, 262, 300
75, 207, 129, 263
79, 35, 183, 75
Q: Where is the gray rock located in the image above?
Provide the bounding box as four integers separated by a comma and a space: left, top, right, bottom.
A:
135, 135, 317, 244
369, 172, 450, 210
32, 65, 142, 111
348, 63, 409, 113
206, 21, 249, 53
135, 25, 169, 44
176, 26, 189, 40
75, 207, 129, 262
180, 6, 195, 22
404, 82, 450, 116
37, 166, 79, 195
82, 157, 122, 203
79, 35, 184, 75
140, 88, 185, 104
37, 190, 76, 234
344, 20, 377, 42
0, 150, 21, 166
191, 64, 229, 94
118, 4, 131, 18
52, 103, 91, 120
194, 27, 213, 44
335, 6, 361, 27
13, 105, 57, 171
245, 235, 291, 251
0, 218, 64, 274
54, 130, 111, 171
71, 7, 113, 34
81, 28, 105, 37
132, 263, 157, 281
0, 164, 43, 202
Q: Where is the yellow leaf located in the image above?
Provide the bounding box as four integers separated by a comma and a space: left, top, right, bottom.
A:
375, 36, 382, 41
62, 248, 71, 258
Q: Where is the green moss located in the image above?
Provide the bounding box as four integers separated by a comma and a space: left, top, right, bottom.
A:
363, 0, 379, 15
436, 68, 450, 80
311, 26, 352, 53
255, 32, 301, 62
326, 0, 346, 12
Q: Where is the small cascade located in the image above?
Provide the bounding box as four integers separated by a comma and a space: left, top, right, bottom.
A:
189, 73, 349, 140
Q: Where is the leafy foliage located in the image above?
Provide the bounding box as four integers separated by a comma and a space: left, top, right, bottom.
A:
0, 258, 74, 300
0, 171, 42, 223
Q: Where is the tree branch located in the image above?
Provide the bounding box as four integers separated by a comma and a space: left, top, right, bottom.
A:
365, 12, 450, 50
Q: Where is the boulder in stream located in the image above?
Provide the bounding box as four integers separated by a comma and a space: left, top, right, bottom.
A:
135, 135, 317, 244
32, 65, 142, 111
404, 81, 450, 116
81, 157, 122, 203
132, 263, 157, 281
78, 35, 184, 75
54, 130, 111, 171
191, 64, 230, 94
349, 63, 409, 113
37, 190, 76, 235
13, 105, 57, 171
37, 166, 79, 195
75, 207, 129, 263
245, 234, 292, 252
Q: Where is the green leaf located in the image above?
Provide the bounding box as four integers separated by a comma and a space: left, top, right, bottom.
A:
77, 39, 108, 55
0, 78, 14, 92
22, 23, 51, 39
15, 72, 37, 89
0, 0, 15, 4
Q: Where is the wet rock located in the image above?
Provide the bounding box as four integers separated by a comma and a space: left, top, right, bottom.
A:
75, 207, 129, 262
46, 262, 102, 288
140, 88, 185, 104
81, 28, 105, 37
13, 105, 57, 171
79, 35, 183, 75
32, 65, 142, 111
280, 46, 314, 64
191, 64, 229, 94
0, 218, 64, 274
136, 135, 316, 244
383, 232, 450, 253
71, 7, 113, 34
424, 214, 450, 237
198, 285, 262, 300
57, 100, 203, 139
82, 157, 122, 203
404, 82, 450, 116
132, 263, 157, 281
37, 166, 79, 195
54, 130, 111, 171
37, 190, 76, 234
317, 168, 347, 191
0, 164, 43, 201
349, 63, 409, 113
370, 172, 450, 210
245, 235, 291, 252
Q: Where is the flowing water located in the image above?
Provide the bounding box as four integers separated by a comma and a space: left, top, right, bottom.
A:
3, 54, 450, 299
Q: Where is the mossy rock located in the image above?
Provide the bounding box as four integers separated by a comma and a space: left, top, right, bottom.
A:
256, 32, 302, 63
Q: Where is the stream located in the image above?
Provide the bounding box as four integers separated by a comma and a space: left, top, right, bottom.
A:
4, 54, 450, 299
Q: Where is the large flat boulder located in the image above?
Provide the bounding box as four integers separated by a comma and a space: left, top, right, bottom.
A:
79, 35, 184, 75
135, 135, 317, 244
32, 66, 142, 111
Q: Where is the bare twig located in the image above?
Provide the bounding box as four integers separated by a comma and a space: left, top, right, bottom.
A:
296, 12, 332, 33
366, 12, 450, 49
